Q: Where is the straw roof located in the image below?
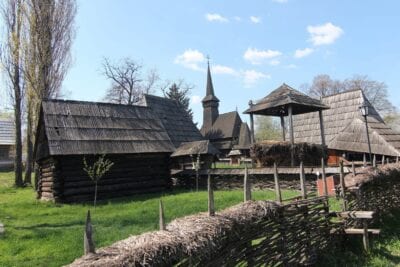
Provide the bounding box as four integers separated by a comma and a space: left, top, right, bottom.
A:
292, 89, 400, 156
35, 99, 175, 159
244, 83, 329, 116
171, 140, 220, 157
0, 120, 14, 145
139, 94, 203, 148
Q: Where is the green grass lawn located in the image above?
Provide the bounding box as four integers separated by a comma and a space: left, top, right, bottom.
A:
0, 171, 298, 267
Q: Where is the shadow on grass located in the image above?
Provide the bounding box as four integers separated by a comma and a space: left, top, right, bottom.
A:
317, 209, 400, 266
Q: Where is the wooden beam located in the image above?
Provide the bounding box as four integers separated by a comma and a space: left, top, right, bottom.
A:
288, 104, 294, 166
321, 158, 328, 197
273, 162, 282, 203
244, 166, 251, 202
318, 110, 326, 147
344, 228, 380, 235
249, 113, 255, 144
363, 153, 367, 167
352, 161, 356, 176
339, 161, 347, 211
208, 174, 215, 216
280, 116, 285, 141
299, 162, 307, 199
84, 210, 95, 255
373, 154, 377, 168
336, 211, 375, 219
159, 199, 166, 230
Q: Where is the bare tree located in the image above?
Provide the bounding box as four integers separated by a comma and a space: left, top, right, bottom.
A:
23, 0, 76, 184
303, 74, 395, 115
1, 0, 25, 187
102, 57, 159, 105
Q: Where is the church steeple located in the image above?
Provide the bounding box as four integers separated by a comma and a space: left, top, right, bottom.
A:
201, 59, 220, 133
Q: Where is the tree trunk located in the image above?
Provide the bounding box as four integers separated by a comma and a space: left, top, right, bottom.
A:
14, 69, 23, 187
24, 106, 33, 185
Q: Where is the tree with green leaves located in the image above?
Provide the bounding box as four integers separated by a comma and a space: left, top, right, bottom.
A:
83, 155, 114, 208
255, 116, 282, 142
163, 81, 194, 121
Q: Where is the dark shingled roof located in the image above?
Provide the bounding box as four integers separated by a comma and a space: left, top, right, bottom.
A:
202, 63, 219, 103
244, 83, 329, 116
139, 94, 204, 148
234, 123, 251, 150
292, 89, 400, 157
171, 140, 220, 157
36, 99, 175, 158
203, 111, 242, 139
0, 120, 14, 145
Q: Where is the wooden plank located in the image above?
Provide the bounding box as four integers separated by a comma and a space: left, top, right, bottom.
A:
344, 228, 380, 235
208, 173, 215, 216
274, 162, 282, 203
321, 158, 328, 197
159, 199, 165, 230
243, 166, 251, 202
299, 162, 306, 199
336, 211, 375, 219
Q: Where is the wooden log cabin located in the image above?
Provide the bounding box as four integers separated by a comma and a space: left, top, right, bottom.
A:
0, 120, 15, 161
34, 99, 180, 202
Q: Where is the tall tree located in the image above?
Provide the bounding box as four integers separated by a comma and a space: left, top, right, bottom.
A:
102, 57, 159, 105
163, 81, 194, 121
23, 0, 76, 184
303, 74, 395, 114
1, 0, 25, 187
254, 116, 282, 142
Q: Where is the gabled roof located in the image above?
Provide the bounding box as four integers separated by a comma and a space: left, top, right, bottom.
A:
0, 120, 14, 145
202, 111, 242, 139
171, 140, 220, 157
292, 89, 400, 156
139, 94, 204, 148
36, 99, 175, 158
244, 83, 329, 116
234, 123, 251, 150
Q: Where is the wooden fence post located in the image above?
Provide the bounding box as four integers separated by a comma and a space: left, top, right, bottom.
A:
321, 158, 328, 197
397, 156, 399, 164
339, 161, 347, 211
84, 210, 95, 255
208, 173, 215, 216
363, 153, 367, 167
244, 165, 251, 202
274, 162, 282, 203
352, 161, 356, 176
363, 220, 370, 252
159, 199, 166, 230
373, 154, 376, 168
300, 162, 307, 199
382, 155, 385, 166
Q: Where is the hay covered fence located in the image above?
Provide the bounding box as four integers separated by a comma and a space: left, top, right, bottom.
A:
68, 197, 330, 267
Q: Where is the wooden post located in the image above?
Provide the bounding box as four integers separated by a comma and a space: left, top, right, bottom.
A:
273, 162, 282, 203
208, 173, 215, 216
249, 111, 255, 144
362, 219, 370, 252
159, 199, 166, 230
244, 165, 251, 201
280, 115, 286, 141
382, 155, 385, 166
300, 161, 307, 199
352, 161, 356, 176
339, 161, 347, 211
318, 110, 326, 147
195, 154, 200, 192
321, 158, 328, 197
363, 153, 367, 167
397, 156, 399, 164
84, 210, 95, 255
373, 154, 376, 168
288, 104, 295, 166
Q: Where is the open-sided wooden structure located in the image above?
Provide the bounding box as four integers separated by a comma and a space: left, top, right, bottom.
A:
291, 89, 400, 165
34, 97, 203, 202
244, 83, 329, 165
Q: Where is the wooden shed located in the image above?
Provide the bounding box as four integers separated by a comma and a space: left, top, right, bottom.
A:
0, 120, 15, 161
171, 140, 219, 170
34, 99, 176, 202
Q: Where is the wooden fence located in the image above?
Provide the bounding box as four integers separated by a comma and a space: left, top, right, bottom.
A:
67, 162, 400, 267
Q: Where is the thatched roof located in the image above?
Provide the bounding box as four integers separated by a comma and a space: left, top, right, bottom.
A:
0, 120, 14, 145
292, 89, 400, 156
35, 99, 175, 158
244, 83, 329, 116
171, 140, 220, 157
139, 94, 204, 148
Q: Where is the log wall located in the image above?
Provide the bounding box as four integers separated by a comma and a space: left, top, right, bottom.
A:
37, 153, 171, 203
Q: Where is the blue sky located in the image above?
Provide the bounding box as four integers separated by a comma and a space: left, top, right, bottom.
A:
51, 0, 400, 124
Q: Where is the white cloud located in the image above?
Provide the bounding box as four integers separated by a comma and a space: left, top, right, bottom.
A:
234, 16, 242, 22
174, 49, 205, 71
205, 13, 229, 23
191, 95, 202, 105
307, 22, 343, 46
243, 70, 270, 87
272, 0, 288, 3
243, 48, 282, 65
269, 60, 280, 66
250, 16, 261, 24
213, 65, 238, 75
294, 48, 314, 58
